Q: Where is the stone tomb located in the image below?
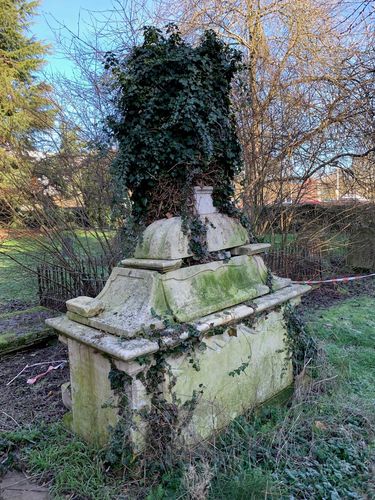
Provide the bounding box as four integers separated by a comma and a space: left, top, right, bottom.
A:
47, 197, 310, 451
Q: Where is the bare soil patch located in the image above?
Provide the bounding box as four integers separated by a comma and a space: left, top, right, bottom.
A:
0, 340, 69, 432
300, 278, 375, 313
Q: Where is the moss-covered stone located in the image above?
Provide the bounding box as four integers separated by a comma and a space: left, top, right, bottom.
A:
162, 255, 269, 322
65, 267, 169, 337
162, 308, 292, 444
0, 306, 56, 355
134, 214, 249, 259
68, 339, 121, 447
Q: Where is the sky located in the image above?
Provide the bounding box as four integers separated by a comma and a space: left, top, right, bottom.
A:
31, 0, 116, 75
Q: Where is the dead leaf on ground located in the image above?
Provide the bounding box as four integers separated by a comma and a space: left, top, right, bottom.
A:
314, 420, 328, 431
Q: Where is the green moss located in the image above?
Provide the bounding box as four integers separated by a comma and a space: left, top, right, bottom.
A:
197, 268, 245, 302
62, 412, 73, 429
0, 332, 12, 346
66, 310, 91, 326
69, 352, 119, 447
151, 278, 170, 318
0, 306, 50, 320
162, 309, 292, 440
256, 383, 294, 409
0, 328, 53, 354
225, 222, 249, 248
161, 257, 269, 322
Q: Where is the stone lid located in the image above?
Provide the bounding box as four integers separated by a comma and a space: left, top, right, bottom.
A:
134, 213, 249, 260
61, 254, 269, 337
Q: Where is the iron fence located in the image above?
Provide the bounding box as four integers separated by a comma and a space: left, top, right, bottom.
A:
264, 245, 324, 281
37, 245, 334, 311
37, 255, 116, 311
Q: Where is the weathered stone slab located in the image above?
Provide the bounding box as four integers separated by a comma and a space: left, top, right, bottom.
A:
121, 257, 182, 272
194, 304, 254, 332
193, 282, 309, 333
66, 296, 105, 318
46, 315, 160, 361
134, 213, 249, 259
254, 284, 311, 312
230, 243, 271, 256
64, 267, 168, 337
164, 282, 311, 348
161, 255, 269, 322
163, 308, 293, 444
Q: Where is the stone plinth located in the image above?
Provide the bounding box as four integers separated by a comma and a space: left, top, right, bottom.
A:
193, 186, 217, 215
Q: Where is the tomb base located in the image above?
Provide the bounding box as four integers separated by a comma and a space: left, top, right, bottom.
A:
48, 284, 309, 451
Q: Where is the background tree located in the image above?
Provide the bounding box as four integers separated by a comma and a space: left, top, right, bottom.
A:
0, 2, 116, 277
0, 0, 55, 183
158, 0, 375, 242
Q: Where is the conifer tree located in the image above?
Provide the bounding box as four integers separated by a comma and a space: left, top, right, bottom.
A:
0, 0, 55, 183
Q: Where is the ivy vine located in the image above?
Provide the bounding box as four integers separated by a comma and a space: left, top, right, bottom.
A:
283, 303, 318, 376
105, 25, 255, 259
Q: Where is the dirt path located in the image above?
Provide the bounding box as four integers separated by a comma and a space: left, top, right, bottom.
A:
0, 471, 50, 499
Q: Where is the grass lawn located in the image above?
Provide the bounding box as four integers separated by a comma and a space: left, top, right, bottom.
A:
1, 292, 374, 499
260, 230, 350, 255
0, 230, 114, 305
0, 235, 41, 303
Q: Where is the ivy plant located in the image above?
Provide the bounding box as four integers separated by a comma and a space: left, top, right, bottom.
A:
105, 25, 249, 258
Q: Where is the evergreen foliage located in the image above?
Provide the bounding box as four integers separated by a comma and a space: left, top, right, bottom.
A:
0, 0, 55, 181
106, 26, 243, 228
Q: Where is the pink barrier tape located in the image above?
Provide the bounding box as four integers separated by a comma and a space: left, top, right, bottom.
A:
292, 273, 375, 285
